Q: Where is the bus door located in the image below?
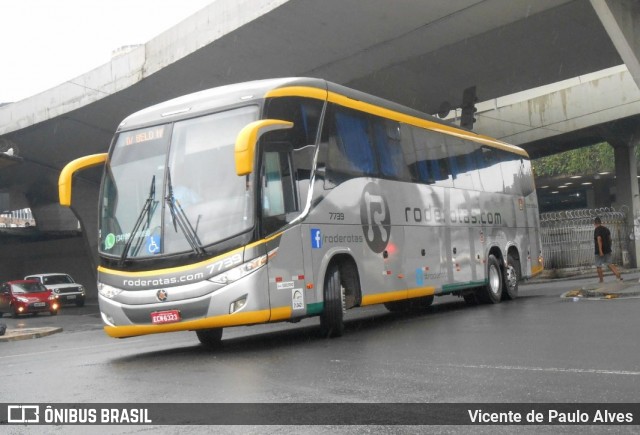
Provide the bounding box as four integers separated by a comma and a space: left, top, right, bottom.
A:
259, 143, 308, 321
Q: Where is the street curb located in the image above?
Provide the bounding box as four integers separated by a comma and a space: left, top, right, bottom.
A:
0, 327, 63, 342
560, 280, 640, 301
528, 268, 640, 284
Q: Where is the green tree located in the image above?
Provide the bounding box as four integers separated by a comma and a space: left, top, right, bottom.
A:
533, 142, 617, 177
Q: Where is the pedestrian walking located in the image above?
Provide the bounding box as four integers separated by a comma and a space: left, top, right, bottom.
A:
593, 217, 622, 283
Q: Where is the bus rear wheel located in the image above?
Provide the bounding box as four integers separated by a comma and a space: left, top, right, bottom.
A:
319, 264, 344, 338
502, 254, 520, 300
196, 328, 223, 348
478, 254, 503, 304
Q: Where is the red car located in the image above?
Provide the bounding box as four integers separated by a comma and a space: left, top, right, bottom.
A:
0, 280, 60, 317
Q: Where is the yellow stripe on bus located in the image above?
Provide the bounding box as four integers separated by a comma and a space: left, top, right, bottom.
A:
269, 306, 293, 321
104, 306, 292, 338
361, 290, 407, 306
361, 286, 435, 306
327, 91, 528, 157
264, 85, 528, 158
264, 86, 327, 101
407, 286, 436, 298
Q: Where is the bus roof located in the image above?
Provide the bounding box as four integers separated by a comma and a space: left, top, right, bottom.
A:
117, 78, 326, 130
117, 77, 528, 158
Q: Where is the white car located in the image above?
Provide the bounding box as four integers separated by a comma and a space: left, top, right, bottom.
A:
24, 273, 86, 307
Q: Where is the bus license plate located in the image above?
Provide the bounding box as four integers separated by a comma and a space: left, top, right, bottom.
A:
151, 310, 181, 324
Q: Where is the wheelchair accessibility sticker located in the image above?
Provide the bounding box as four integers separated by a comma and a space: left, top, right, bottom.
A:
146, 235, 161, 254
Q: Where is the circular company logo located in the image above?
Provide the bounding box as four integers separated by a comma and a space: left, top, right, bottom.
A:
156, 289, 168, 302
360, 183, 391, 253
104, 233, 116, 250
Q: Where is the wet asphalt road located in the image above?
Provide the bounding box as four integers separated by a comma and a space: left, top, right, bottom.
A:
1, 274, 639, 434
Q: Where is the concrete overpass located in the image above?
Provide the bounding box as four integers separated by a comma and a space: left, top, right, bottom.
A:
0, 0, 639, 292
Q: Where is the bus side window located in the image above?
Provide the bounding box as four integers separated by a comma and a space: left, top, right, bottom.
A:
411, 126, 451, 186
520, 158, 536, 196
446, 136, 481, 190
260, 144, 297, 236
264, 97, 323, 206
399, 123, 419, 181
477, 146, 503, 193
372, 118, 410, 181
326, 106, 377, 183
499, 151, 522, 195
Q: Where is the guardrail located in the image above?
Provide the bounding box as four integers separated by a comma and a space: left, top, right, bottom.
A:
540, 207, 630, 270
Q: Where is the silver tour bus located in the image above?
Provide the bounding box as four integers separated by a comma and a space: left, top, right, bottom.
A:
59, 78, 543, 347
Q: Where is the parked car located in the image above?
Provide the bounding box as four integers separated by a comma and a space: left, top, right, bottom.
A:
24, 273, 86, 307
0, 280, 59, 317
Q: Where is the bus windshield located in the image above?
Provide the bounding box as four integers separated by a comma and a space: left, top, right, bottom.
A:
99, 105, 259, 258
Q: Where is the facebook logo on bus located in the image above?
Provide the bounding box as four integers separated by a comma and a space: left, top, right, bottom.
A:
311, 228, 322, 249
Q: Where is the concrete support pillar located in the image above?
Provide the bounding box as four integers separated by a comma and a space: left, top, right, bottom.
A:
591, 0, 640, 89
609, 135, 640, 267
30, 203, 79, 231
592, 178, 612, 208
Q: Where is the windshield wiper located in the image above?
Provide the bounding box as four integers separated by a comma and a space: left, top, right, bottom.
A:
119, 175, 158, 265
165, 170, 206, 256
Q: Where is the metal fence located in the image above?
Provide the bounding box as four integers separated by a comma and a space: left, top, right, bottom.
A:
540, 208, 630, 270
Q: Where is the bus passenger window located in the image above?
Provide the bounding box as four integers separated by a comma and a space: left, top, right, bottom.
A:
372, 119, 410, 181
264, 97, 323, 147
328, 108, 377, 177
446, 136, 480, 190
477, 147, 503, 193
411, 127, 451, 186
520, 159, 536, 196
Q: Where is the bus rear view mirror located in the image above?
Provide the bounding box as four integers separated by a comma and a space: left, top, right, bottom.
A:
59, 153, 108, 206
234, 119, 293, 176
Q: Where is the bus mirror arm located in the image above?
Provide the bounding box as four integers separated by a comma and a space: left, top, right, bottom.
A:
234, 119, 293, 176
58, 153, 108, 206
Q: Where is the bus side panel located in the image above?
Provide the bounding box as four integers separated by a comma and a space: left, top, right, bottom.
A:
306, 178, 408, 306
265, 226, 309, 321
449, 188, 480, 285
372, 178, 407, 303
403, 224, 447, 292
400, 183, 449, 293
525, 191, 543, 278
478, 191, 509, 254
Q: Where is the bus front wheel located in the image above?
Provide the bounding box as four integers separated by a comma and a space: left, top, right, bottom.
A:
319, 264, 345, 338
196, 328, 223, 348
478, 255, 503, 304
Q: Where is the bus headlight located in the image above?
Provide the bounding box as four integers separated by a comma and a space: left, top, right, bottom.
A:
210, 255, 267, 285
98, 283, 122, 299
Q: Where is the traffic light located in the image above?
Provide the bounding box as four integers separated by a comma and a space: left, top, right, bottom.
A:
460, 86, 477, 129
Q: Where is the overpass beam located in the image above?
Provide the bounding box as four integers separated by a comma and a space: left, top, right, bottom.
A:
609, 131, 640, 268
591, 0, 640, 89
